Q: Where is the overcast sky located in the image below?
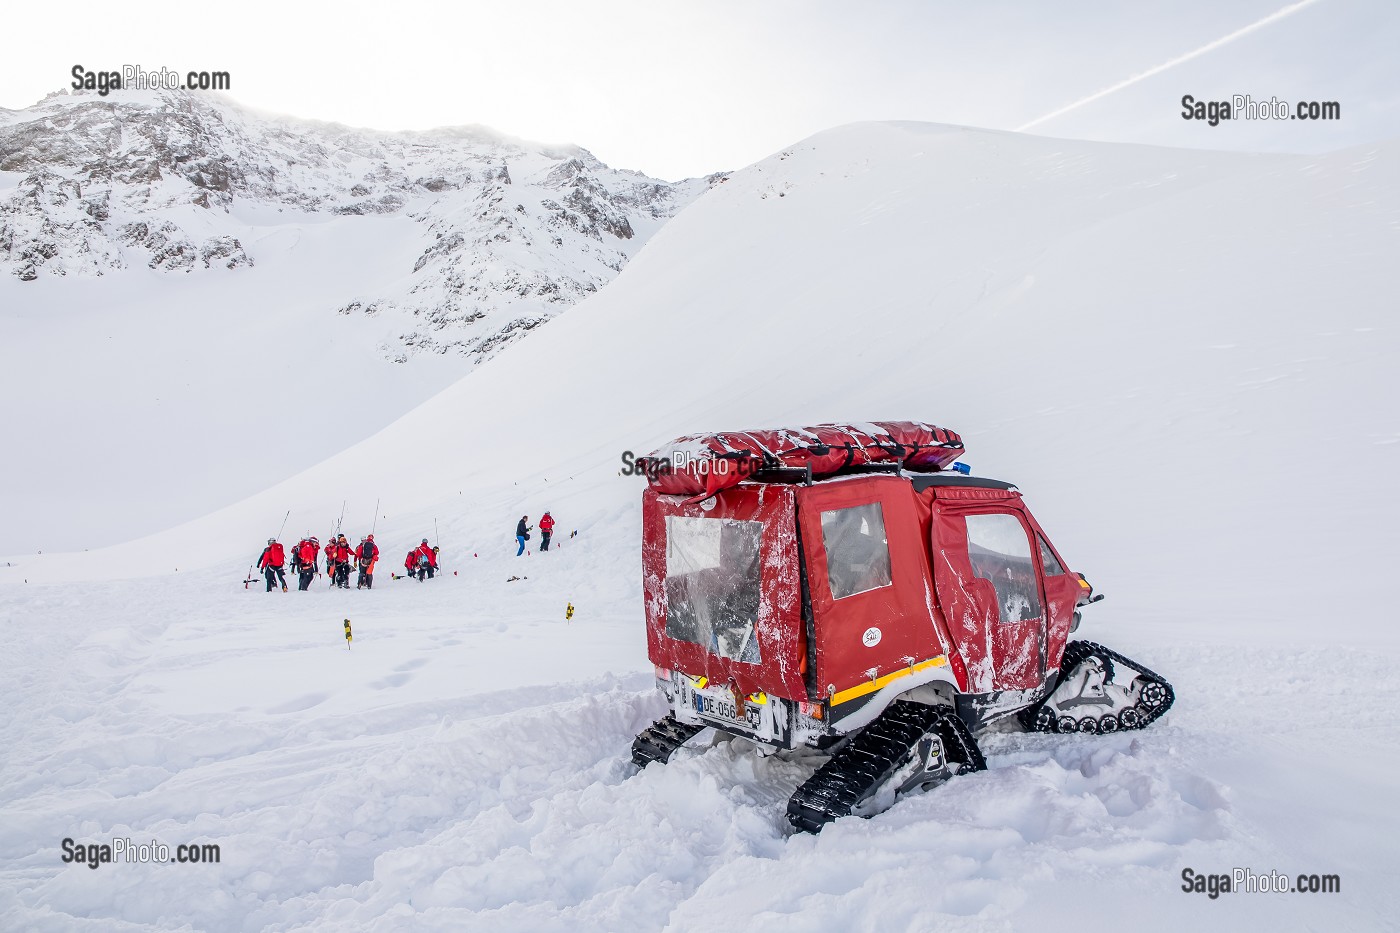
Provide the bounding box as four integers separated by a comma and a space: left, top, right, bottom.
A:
3, 0, 1397, 180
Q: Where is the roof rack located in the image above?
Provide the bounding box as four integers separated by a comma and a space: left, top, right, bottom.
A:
747, 461, 905, 487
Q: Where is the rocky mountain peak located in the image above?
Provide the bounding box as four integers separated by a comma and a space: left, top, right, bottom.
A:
0, 88, 723, 360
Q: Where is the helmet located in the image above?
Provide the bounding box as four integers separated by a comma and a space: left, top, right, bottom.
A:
367, 534, 374, 541
268, 538, 275, 545
421, 538, 429, 544
310, 537, 318, 544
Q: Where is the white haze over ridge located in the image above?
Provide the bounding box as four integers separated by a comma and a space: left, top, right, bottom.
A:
2, 123, 1397, 930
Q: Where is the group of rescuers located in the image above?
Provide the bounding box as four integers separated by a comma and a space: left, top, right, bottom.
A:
253, 511, 558, 592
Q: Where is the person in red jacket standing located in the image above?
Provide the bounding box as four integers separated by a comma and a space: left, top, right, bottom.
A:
295, 536, 319, 591
323, 536, 343, 589
355, 535, 379, 589
539, 511, 556, 551
330, 534, 354, 589
258, 538, 287, 592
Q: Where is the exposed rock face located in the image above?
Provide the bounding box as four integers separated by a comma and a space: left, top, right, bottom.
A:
0, 89, 723, 361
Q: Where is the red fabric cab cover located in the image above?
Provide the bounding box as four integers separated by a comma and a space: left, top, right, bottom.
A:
642, 485, 807, 699
641, 422, 963, 500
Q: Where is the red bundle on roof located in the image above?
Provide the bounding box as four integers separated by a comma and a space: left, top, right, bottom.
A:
639, 421, 964, 499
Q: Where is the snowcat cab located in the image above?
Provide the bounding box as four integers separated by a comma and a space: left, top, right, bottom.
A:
631, 422, 1174, 833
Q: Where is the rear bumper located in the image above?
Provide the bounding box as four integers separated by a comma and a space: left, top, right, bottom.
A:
657, 670, 827, 749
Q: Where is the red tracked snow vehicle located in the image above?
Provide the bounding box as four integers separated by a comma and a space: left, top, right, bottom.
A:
630, 422, 1174, 832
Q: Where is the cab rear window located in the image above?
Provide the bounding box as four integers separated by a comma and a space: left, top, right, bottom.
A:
664, 516, 763, 662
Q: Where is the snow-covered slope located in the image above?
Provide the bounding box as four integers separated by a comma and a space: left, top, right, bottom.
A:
12, 121, 1395, 631
0, 90, 714, 553
3, 123, 1397, 930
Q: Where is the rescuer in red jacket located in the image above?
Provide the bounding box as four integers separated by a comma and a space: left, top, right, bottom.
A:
322, 536, 344, 589
539, 511, 556, 551
330, 534, 354, 589
257, 538, 287, 592
294, 536, 319, 591
408, 538, 437, 580
355, 535, 379, 589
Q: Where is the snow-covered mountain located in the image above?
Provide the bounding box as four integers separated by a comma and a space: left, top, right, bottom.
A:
0, 89, 717, 554
3, 122, 1396, 931
0, 89, 716, 358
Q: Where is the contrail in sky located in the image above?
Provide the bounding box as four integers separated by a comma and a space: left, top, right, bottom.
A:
1016, 0, 1325, 131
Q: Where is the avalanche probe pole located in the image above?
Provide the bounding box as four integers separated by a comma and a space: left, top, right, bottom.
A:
274, 509, 290, 541
336, 500, 346, 536
434, 517, 442, 572
371, 498, 380, 535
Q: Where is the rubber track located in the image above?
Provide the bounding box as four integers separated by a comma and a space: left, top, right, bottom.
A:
1017, 639, 1175, 734
632, 716, 705, 768
786, 701, 985, 834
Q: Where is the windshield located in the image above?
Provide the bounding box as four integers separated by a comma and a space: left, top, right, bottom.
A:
664, 516, 763, 663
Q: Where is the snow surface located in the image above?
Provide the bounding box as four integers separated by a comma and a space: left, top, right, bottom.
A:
3, 121, 1398, 930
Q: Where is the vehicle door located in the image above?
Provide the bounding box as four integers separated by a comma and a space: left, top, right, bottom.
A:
929, 504, 1047, 692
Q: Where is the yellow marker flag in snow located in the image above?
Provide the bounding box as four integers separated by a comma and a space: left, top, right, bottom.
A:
344, 618, 353, 649
566, 602, 575, 623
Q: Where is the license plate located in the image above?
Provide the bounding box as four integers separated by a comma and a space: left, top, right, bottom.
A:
690, 687, 759, 729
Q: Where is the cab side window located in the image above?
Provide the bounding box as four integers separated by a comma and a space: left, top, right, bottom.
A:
965, 513, 1044, 623
820, 502, 893, 599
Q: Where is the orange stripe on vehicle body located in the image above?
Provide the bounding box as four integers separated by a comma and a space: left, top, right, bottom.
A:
830, 656, 948, 706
